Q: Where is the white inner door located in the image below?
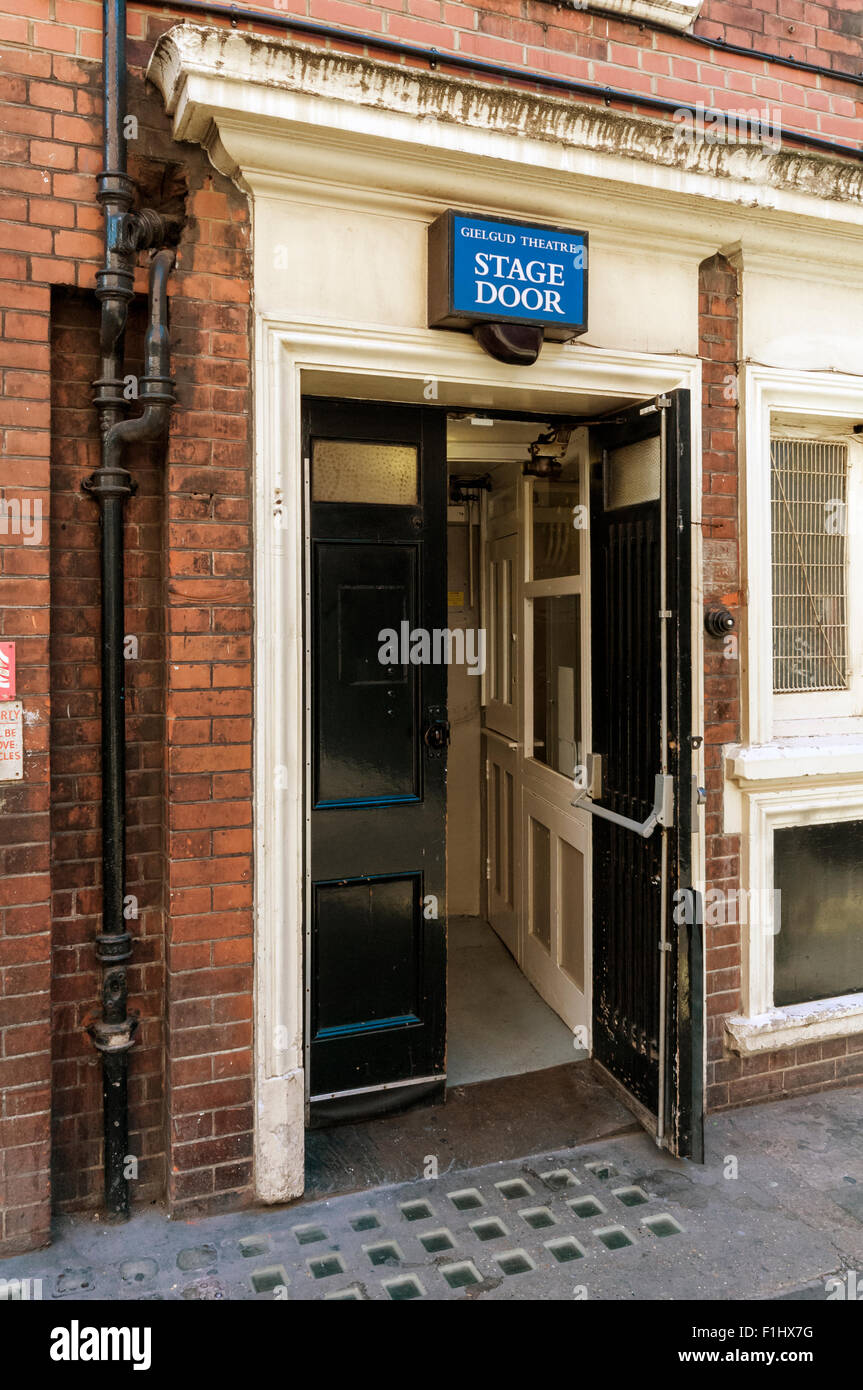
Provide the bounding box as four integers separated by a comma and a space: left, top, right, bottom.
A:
481, 429, 592, 1044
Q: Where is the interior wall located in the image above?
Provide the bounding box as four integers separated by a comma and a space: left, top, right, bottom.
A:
445, 509, 482, 917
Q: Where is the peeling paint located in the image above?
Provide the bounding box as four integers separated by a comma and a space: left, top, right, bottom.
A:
148, 25, 863, 210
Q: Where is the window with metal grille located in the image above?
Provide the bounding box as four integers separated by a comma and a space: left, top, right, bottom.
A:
770, 437, 849, 694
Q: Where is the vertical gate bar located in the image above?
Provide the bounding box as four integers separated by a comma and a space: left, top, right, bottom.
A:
656, 401, 670, 1146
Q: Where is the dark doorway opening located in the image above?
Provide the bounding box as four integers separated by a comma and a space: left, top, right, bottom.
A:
301, 391, 701, 1194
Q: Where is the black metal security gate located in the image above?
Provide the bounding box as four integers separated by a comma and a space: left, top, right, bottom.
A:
589, 391, 702, 1159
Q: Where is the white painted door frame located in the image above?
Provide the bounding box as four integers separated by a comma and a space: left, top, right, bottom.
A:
252, 315, 704, 1203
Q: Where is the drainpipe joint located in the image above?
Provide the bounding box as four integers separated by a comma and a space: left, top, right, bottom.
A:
82, 463, 137, 500
88, 1014, 138, 1054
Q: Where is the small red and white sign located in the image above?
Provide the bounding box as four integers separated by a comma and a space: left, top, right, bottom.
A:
0, 701, 23, 781
0, 642, 14, 700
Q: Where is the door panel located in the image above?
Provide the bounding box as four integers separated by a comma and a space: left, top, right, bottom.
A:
305, 399, 447, 1121
589, 391, 701, 1158
313, 874, 422, 1035
521, 787, 591, 1034
485, 730, 519, 955
485, 532, 518, 740
314, 543, 419, 806
530, 590, 582, 778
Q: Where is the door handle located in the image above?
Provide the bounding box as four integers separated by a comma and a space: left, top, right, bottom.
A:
572, 773, 674, 838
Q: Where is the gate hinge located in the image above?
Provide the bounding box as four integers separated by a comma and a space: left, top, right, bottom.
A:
658, 941, 673, 953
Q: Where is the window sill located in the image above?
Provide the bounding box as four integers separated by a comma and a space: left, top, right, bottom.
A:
727, 735, 863, 787
725, 993, 863, 1055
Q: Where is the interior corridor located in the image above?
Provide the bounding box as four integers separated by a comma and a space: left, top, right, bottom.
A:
447, 917, 585, 1086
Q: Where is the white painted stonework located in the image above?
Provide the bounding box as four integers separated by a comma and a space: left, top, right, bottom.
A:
726, 994, 863, 1056
725, 363, 863, 1050
724, 774, 863, 1046
584, 0, 705, 32
147, 23, 863, 1197
728, 739, 863, 787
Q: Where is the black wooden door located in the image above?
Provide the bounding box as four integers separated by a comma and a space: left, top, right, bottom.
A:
590, 391, 701, 1159
304, 399, 447, 1125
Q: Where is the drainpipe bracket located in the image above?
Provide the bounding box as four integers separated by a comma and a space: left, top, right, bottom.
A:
97, 169, 136, 202
94, 266, 135, 303
92, 383, 127, 415
138, 373, 176, 407
88, 1015, 138, 1055
94, 931, 133, 963
82, 464, 136, 500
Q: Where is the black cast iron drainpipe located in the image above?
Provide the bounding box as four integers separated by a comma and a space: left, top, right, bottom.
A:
84, 0, 178, 1221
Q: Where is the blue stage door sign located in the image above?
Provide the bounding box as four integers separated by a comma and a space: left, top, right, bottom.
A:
428, 211, 588, 341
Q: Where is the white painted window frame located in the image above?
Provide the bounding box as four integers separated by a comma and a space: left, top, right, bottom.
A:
727, 776, 863, 1053
770, 418, 863, 727
742, 365, 863, 744
522, 432, 591, 797
728, 367, 863, 1052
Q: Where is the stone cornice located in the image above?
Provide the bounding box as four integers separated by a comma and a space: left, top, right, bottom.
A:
147, 23, 863, 255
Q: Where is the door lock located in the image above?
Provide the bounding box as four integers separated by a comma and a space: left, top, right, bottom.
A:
423, 715, 450, 755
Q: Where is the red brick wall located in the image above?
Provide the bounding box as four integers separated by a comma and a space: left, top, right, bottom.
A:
261, 0, 863, 81
0, 194, 52, 1258
0, 16, 253, 1252
699, 253, 744, 1106
697, 0, 862, 74
699, 255, 863, 1110
162, 226, 255, 1217
245, 0, 863, 141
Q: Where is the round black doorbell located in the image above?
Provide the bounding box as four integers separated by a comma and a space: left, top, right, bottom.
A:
704, 605, 735, 638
